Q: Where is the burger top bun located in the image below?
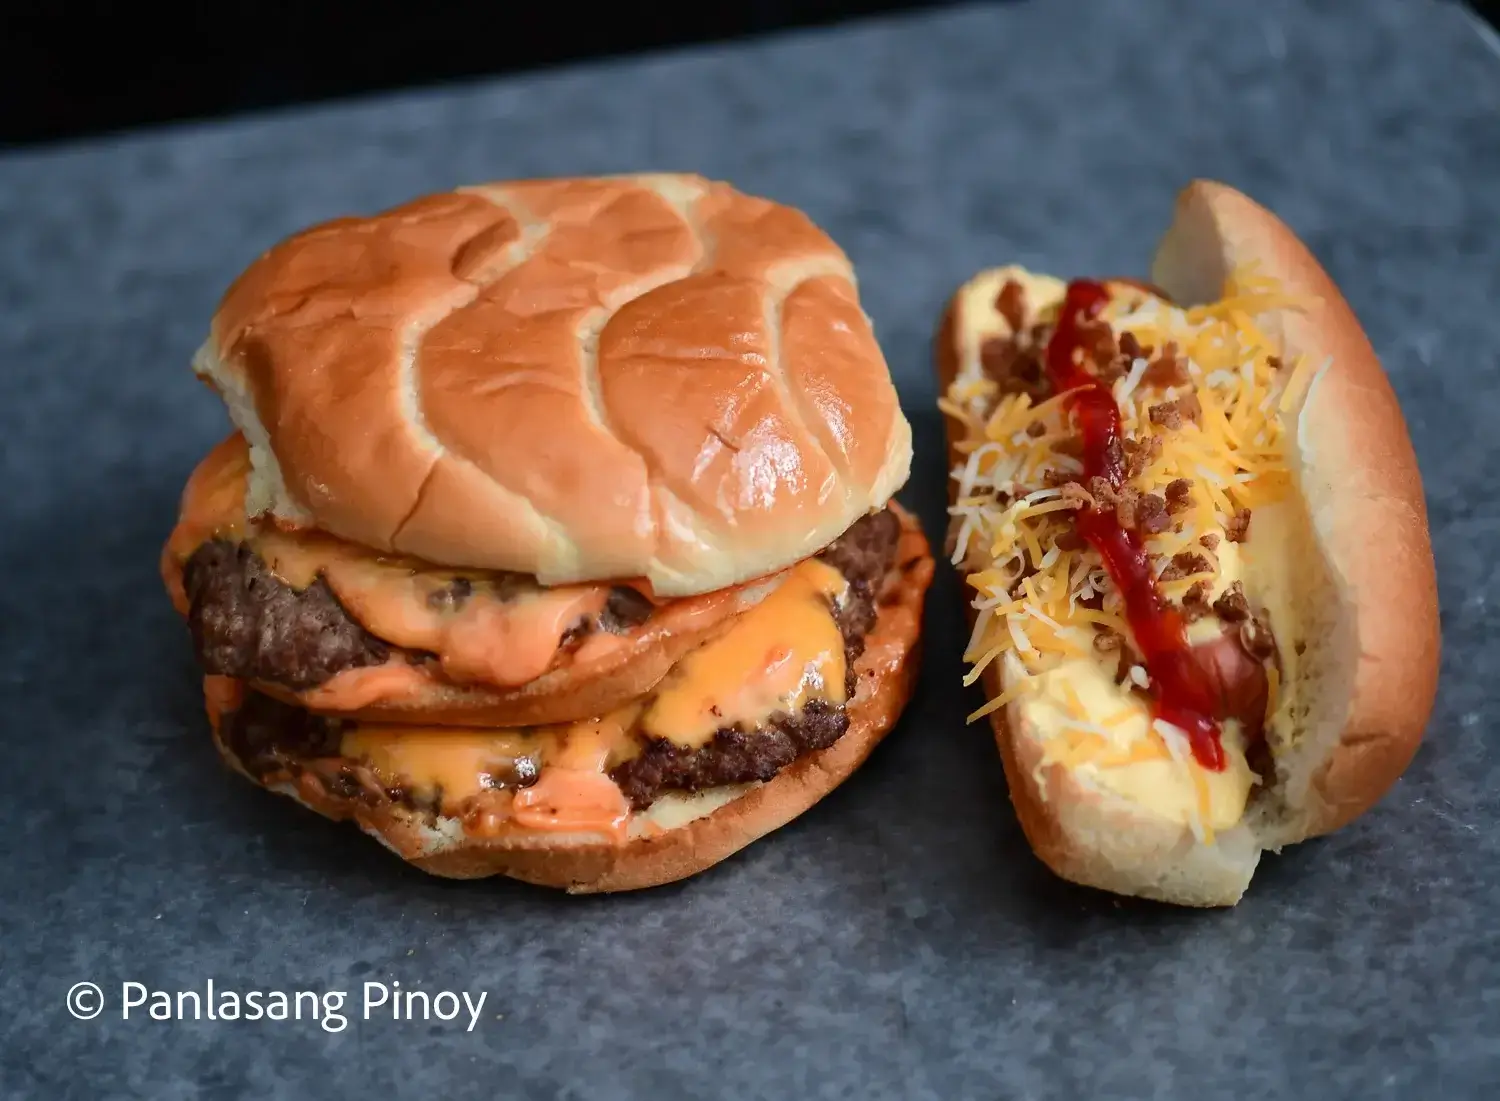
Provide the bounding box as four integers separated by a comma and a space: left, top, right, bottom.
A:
195, 174, 912, 597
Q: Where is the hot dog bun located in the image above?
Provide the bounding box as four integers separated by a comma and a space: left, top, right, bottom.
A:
935, 181, 1438, 906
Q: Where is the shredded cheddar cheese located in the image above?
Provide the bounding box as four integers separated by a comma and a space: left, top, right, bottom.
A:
967, 678, 1034, 723
946, 263, 1309, 841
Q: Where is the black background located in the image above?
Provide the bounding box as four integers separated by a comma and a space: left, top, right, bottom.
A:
6, 0, 1498, 148
3, 0, 977, 147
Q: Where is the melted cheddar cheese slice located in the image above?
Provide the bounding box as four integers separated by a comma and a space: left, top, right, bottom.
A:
327, 557, 852, 838
643, 558, 848, 746
339, 725, 542, 802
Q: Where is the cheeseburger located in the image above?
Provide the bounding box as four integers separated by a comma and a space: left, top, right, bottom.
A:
164, 174, 933, 892
936, 181, 1438, 906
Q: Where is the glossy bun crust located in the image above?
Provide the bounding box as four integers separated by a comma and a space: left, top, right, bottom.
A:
196, 174, 912, 597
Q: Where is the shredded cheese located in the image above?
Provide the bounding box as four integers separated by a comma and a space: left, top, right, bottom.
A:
968, 678, 1033, 723
944, 264, 1306, 841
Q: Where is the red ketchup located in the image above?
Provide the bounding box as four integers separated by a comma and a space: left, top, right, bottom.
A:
1045, 280, 1228, 770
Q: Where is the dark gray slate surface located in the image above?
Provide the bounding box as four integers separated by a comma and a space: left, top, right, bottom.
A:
3, 1, 1498, 1097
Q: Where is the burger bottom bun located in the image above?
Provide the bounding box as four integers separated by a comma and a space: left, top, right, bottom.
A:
209, 505, 933, 893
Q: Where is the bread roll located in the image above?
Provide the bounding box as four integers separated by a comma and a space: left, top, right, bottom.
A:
935, 180, 1438, 906
195, 174, 912, 597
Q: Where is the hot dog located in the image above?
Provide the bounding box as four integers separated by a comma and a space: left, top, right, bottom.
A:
934, 180, 1439, 906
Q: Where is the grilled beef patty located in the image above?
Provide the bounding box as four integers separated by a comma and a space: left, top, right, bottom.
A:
185, 541, 392, 691
182, 543, 655, 691
212, 508, 906, 814
184, 510, 899, 692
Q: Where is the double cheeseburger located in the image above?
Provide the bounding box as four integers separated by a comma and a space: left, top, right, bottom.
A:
937, 181, 1439, 906
163, 174, 933, 892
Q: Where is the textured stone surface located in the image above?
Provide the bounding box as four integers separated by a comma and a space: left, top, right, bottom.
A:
2, 1, 1497, 1097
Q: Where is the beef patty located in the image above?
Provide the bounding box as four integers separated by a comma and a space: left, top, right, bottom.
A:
182, 544, 658, 691
213, 508, 909, 814
183, 509, 900, 693
219, 691, 539, 814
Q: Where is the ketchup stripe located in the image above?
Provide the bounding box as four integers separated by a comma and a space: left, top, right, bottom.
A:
1045, 281, 1226, 771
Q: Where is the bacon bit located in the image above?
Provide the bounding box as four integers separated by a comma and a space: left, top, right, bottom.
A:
996, 279, 1026, 332
1042, 468, 1084, 488
1102, 354, 1132, 382
1267, 354, 1284, 370
1025, 420, 1046, 437
1212, 580, 1252, 622
1059, 482, 1095, 510
1157, 558, 1186, 583
1078, 319, 1120, 376
1118, 331, 1144, 361
1226, 507, 1253, 543
1171, 550, 1213, 576
980, 337, 1049, 398
1182, 579, 1213, 622
1165, 477, 1194, 513
980, 338, 1018, 380
1089, 477, 1128, 521
1199, 532, 1220, 551
1142, 341, 1190, 387
1054, 528, 1088, 552
1149, 394, 1201, 430
1088, 479, 1169, 533
1148, 401, 1183, 429
1123, 435, 1162, 479
1135, 492, 1170, 534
